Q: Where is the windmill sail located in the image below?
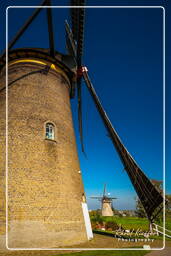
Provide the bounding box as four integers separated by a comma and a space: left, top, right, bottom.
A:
70, 0, 86, 153
69, 1, 163, 222
0, 0, 47, 59
82, 69, 163, 221
103, 184, 106, 197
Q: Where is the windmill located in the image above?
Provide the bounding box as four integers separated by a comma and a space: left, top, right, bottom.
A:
0, 0, 164, 248
90, 184, 117, 216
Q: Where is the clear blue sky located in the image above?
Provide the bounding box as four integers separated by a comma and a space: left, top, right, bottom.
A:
0, 0, 170, 210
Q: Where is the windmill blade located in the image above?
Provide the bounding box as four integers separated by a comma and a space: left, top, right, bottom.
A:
46, 0, 55, 57
103, 184, 106, 197
82, 69, 163, 222
76, 3, 86, 153
76, 1, 86, 67
77, 78, 85, 153
0, 0, 47, 59
110, 197, 117, 199
65, 20, 77, 58
70, 0, 86, 65
70, 0, 79, 42
90, 196, 102, 199
70, 0, 86, 153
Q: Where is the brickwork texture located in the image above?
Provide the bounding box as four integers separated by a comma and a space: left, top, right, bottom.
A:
0, 53, 88, 248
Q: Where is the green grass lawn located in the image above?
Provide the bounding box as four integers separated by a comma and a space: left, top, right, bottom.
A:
100, 216, 149, 231
51, 250, 148, 256
157, 216, 171, 230
165, 218, 171, 230
91, 215, 171, 233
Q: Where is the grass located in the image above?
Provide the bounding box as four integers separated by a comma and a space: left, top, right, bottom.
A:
156, 216, 171, 230
49, 251, 149, 256
94, 229, 149, 239
95, 216, 149, 231
91, 215, 171, 233
166, 219, 171, 231
153, 216, 171, 240
94, 229, 170, 242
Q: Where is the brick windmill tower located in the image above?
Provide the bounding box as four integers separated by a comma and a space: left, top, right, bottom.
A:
0, 0, 164, 249
0, 0, 93, 249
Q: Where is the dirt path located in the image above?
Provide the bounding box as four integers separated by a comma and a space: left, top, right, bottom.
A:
1, 234, 170, 256
69, 234, 163, 249
146, 241, 171, 256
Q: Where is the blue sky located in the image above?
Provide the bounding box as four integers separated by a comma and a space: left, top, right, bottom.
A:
0, 0, 170, 210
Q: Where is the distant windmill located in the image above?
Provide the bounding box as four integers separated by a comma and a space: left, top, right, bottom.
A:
91, 185, 117, 216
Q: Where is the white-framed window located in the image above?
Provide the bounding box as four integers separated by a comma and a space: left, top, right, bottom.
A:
45, 122, 55, 140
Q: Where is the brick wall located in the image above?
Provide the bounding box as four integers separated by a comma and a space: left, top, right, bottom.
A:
0, 58, 88, 248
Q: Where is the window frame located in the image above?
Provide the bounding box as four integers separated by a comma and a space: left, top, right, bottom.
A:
44, 121, 56, 142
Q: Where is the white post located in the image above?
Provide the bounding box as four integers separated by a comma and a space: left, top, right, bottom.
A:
149, 222, 153, 234
81, 202, 93, 240
154, 224, 159, 236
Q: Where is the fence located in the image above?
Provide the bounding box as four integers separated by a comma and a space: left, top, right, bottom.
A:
152, 223, 171, 239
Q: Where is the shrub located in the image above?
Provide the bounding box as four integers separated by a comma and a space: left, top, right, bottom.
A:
105, 221, 119, 231
91, 214, 103, 224
91, 222, 97, 230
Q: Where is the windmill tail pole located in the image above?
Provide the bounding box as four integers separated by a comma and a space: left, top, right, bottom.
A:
81, 67, 163, 222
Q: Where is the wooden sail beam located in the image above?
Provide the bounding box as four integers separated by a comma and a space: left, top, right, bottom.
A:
0, 0, 47, 59
46, 0, 55, 58
1, 0, 56, 59
70, 0, 85, 66
70, 0, 86, 153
